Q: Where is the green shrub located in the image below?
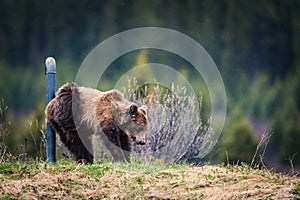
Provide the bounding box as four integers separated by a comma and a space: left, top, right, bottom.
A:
280, 120, 300, 165
218, 113, 258, 164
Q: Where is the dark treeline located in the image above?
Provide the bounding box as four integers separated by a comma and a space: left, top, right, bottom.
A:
1, 1, 299, 76
0, 0, 299, 169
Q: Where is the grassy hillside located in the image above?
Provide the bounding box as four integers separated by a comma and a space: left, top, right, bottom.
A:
0, 160, 299, 199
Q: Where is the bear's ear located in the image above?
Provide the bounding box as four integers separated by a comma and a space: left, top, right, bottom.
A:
139, 105, 147, 115
129, 104, 138, 115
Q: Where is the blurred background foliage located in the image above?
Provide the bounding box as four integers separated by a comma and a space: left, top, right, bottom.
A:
0, 0, 299, 170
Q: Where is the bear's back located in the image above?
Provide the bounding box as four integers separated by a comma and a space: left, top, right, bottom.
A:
48, 83, 77, 131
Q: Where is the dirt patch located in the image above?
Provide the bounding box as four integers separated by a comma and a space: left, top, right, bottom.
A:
0, 164, 299, 199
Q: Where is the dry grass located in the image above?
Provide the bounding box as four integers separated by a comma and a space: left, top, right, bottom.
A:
0, 161, 299, 199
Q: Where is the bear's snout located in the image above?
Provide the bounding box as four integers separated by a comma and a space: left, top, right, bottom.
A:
131, 136, 146, 145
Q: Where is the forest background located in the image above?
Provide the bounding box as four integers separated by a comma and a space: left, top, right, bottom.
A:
0, 0, 299, 172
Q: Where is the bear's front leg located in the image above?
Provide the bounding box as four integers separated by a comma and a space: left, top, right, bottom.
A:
95, 122, 131, 162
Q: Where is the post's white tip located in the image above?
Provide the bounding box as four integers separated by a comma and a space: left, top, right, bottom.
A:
46, 57, 56, 66
45, 57, 56, 73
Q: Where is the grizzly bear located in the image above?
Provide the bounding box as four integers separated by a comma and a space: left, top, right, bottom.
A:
45, 83, 148, 163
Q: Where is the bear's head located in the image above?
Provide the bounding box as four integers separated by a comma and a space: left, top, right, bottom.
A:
127, 104, 148, 145
112, 101, 148, 145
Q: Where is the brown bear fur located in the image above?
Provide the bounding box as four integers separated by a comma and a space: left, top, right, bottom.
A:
46, 83, 147, 163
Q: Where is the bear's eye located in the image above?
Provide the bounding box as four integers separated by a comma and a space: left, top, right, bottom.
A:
129, 104, 138, 115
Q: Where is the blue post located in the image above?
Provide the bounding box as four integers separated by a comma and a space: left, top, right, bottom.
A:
45, 57, 56, 163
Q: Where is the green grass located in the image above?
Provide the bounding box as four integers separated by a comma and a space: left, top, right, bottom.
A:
292, 181, 300, 195
0, 158, 185, 179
